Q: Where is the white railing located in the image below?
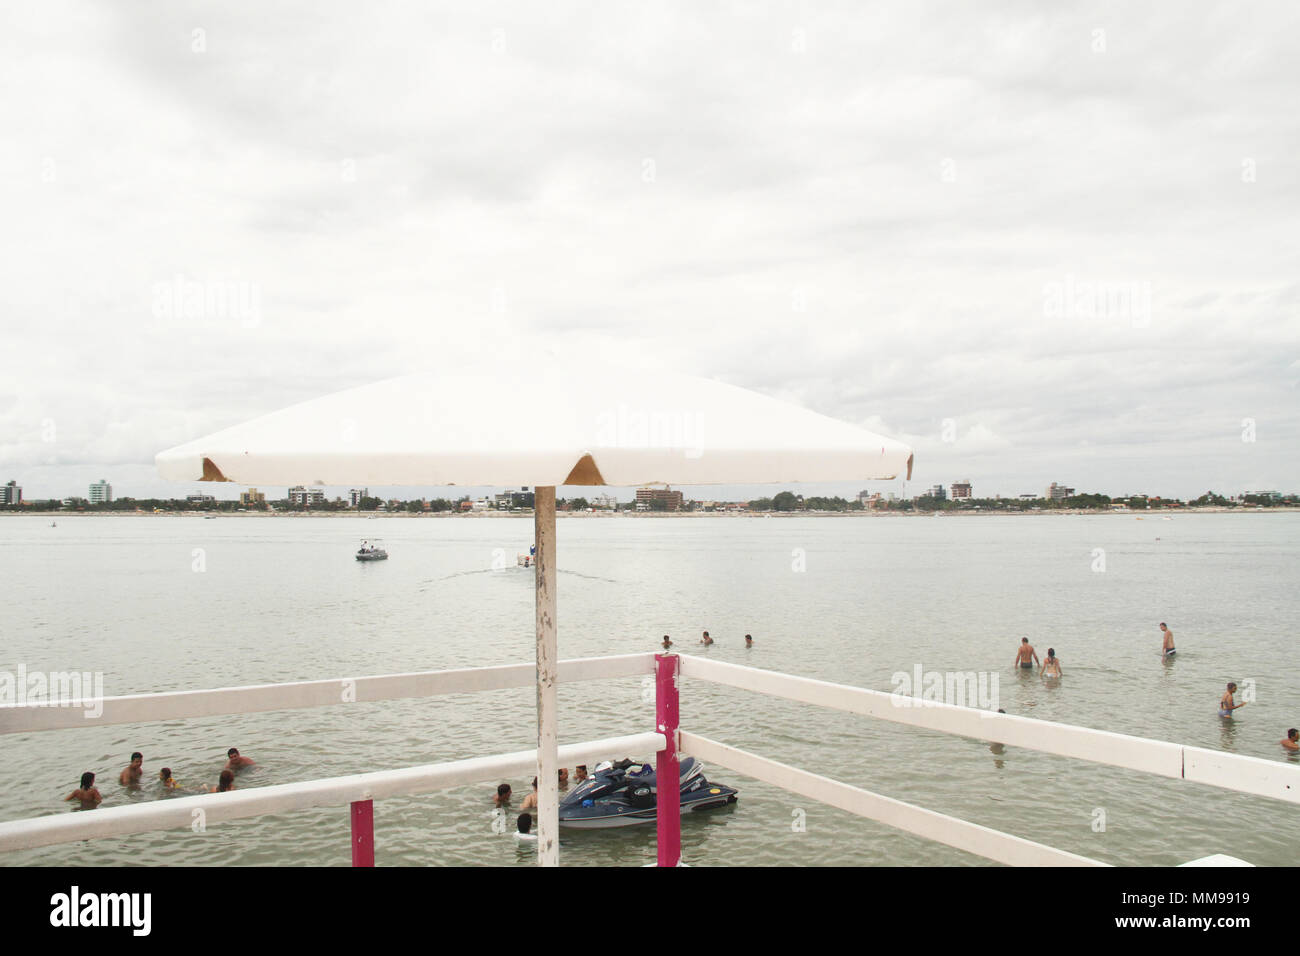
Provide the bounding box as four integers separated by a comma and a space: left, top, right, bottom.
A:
2, 652, 1290, 865
680, 733, 1107, 866
0, 732, 665, 853
0, 653, 655, 734
678, 655, 1300, 806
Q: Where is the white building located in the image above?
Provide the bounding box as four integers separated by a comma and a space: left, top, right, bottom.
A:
89, 479, 113, 504
1, 480, 20, 505
288, 486, 325, 506
1046, 483, 1075, 500
349, 488, 368, 507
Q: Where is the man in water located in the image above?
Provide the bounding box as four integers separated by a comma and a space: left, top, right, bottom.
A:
514, 812, 536, 842
1013, 638, 1039, 670
574, 765, 589, 783
661, 635, 672, 650
520, 777, 539, 811
119, 752, 144, 787
745, 634, 753, 648
1282, 729, 1299, 753
494, 783, 512, 807
1219, 683, 1246, 718
224, 748, 256, 772
700, 630, 713, 646
558, 767, 569, 790
1159, 622, 1175, 658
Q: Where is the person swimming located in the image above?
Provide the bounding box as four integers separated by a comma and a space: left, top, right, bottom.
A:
158, 767, 178, 790
514, 812, 537, 842
1041, 648, 1062, 679
224, 748, 255, 772
661, 635, 673, 650
1281, 729, 1299, 753
211, 769, 236, 792
1218, 682, 1246, 718
700, 631, 713, 646
520, 777, 538, 811
1014, 638, 1039, 670
745, 634, 753, 648
119, 752, 144, 787
65, 772, 102, 810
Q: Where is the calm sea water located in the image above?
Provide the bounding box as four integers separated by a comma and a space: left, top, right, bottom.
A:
1, 512, 1297, 867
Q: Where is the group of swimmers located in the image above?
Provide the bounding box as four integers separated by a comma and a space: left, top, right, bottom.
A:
660, 631, 753, 650
1014, 623, 1296, 755
65, 748, 255, 809
493, 765, 592, 839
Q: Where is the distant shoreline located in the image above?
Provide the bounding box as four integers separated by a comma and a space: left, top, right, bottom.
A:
6, 507, 1298, 518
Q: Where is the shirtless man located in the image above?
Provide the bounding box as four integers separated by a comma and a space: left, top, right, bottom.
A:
1218, 683, 1246, 718
224, 748, 256, 772
1281, 729, 1298, 752
1159, 623, 1175, 658
119, 752, 144, 787
700, 631, 713, 646
1013, 638, 1039, 670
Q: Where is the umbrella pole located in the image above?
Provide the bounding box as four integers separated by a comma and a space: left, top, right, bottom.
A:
534, 485, 559, 866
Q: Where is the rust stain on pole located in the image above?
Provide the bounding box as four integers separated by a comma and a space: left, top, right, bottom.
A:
534, 486, 559, 865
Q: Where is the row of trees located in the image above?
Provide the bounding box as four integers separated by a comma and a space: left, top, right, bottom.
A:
7, 490, 1296, 514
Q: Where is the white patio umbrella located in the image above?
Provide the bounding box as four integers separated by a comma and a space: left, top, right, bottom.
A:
155, 358, 913, 864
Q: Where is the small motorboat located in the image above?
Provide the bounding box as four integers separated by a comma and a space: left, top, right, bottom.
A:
558, 757, 737, 829
356, 539, 388, 561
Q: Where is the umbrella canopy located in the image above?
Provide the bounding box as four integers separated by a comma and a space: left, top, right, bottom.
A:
155, 361, 913, 488
155, 359, 913, 867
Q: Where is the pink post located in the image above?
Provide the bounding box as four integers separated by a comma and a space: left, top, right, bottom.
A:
351, 799, 375, 867
655, 653, 681, 867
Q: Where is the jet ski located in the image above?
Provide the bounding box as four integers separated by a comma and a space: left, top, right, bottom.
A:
558, 757, 737, 829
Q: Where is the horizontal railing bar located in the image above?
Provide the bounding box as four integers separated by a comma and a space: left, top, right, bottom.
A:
0, 653, 657, 735
681, 732, 1108, 867
0, 731, 666, 854
677, 655, 1300, 806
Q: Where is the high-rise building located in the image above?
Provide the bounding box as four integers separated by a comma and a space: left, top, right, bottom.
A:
635, 487, 684, 511
89, 479, 112, 504
349, 488, 368, 507
1, 480, 20, 505
288, 486, 325, 506
240, 488, 266, 506
1046, 483, 1075, 500
951, 481, 972, 499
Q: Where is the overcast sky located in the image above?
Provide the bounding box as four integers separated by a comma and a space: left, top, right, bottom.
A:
2, 1, 1296, 503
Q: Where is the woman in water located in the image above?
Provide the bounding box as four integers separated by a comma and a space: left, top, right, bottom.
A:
65, 772, 103, 810
1219, 682, 1246, 718
210, 769, 236, 792
1041, 648, 1062, 679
